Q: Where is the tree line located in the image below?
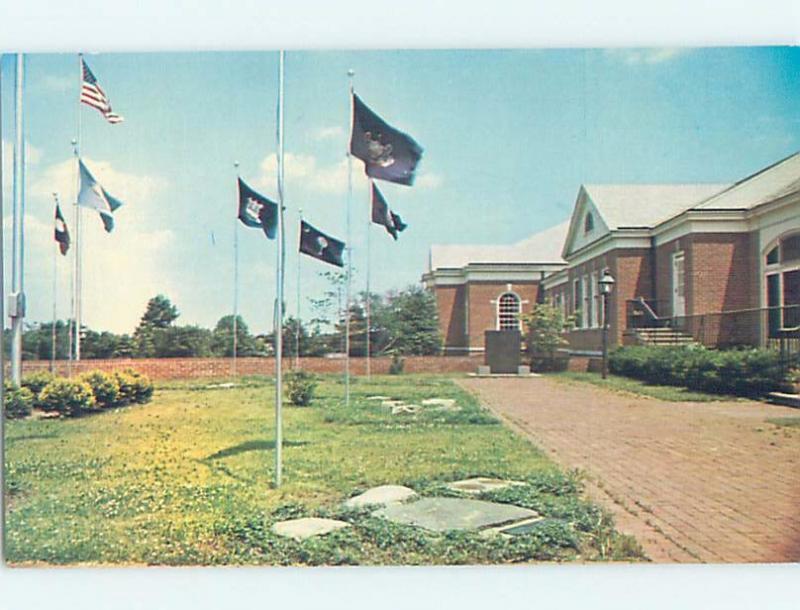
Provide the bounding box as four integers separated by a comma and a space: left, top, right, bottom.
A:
11, 280, 441, 360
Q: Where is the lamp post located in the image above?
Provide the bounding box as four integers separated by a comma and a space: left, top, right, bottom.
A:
599, 270, 616, 379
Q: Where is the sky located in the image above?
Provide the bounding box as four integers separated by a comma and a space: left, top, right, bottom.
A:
1, 47, 799, 335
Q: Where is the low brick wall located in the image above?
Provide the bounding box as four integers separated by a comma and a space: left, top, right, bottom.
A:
18, 355, 482, 380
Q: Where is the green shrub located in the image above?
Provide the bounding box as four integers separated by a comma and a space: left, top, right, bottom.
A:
113, 369, 153, 404
4, 383, 34, 419
609, 345, 786, 397
79, 371, 121, 408
21, 371, 55, 397
388, 353, 405, 375
38, 378, 96, 416
285, 370, 317, 406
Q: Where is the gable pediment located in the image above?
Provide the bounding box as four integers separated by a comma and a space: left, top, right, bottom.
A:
562, 186, 611, 259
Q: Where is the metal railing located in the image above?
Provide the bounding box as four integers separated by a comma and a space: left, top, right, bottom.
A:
625, 301, 800, 354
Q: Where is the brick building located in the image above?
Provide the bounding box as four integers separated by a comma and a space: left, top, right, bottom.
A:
425, 152, 800, 355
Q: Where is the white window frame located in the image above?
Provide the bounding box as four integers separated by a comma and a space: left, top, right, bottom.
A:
582, 275, 591, 330
496, 291, 522, 331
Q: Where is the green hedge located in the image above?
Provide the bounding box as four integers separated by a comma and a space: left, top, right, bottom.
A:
79, 371, 120, 408
609, 345, 786, 397
4, 383, 34, 419
39, 378, 97, 416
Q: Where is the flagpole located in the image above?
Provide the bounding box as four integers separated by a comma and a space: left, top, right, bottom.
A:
274, 50, 286, 488
0, 52, 6, 551
74, 53, 83, 362
295, 208, 302, 368
10, 53, 26, 386
51, 193, 60, 373
233, 161, 240, 378
345, 69, 354, 406
365, 178, 372, 378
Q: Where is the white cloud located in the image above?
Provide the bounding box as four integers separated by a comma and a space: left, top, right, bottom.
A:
14, 156, 175, 334
415, 172, 443, 189
311, 126, 345, 141
256, 152, 351, 195
605, 48, 689, 65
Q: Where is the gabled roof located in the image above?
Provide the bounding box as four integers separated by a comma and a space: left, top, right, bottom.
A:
562, 183, 728, 258
584, 183, 729, 229
692, 151, 800, 211
428, 221, 569, 271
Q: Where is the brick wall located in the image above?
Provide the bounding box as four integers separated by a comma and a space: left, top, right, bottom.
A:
433, 284, 468, 352
466, 281, 540, 349
18, 355, 482, 380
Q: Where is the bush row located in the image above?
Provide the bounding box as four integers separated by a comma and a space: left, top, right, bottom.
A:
609, 345, 787, 397
4, 369, 154, 419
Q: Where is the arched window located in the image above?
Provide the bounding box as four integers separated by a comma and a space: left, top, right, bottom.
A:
584, 212, 594, 234
764, 232, 800, 336
497, 292, 521, 330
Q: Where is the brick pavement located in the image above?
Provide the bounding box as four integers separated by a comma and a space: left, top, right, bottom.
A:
459, 376, 800, 563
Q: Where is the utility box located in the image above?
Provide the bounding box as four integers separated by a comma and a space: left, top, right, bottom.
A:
484, 330, 521, 374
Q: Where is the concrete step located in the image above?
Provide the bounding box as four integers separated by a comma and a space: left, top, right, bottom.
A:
767, 392, 800, 409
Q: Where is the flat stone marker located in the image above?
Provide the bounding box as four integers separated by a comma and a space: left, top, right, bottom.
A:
273, 517, 350, 541
344, 485, 418, 509
496, 518, 560, 537
421, 398, 457, 409
446, 477, 526, 495
381, 400, 406, 408
367, 395, 392, 401
390, 404, 421, 415
374, 497, 537, 532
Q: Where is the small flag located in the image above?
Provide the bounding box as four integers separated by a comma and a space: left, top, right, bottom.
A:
299, 220, 345, 268
78, 159, 123, 233
80, 57, 124, 124
350, 93, 423, 186
54, 203, 70, 255
238, 178, 278, 240
371, 182, 407, 240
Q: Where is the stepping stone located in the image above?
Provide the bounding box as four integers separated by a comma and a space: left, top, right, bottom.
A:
272, 517, 350, 541
381, 399, 406, 407
496, 517, 556, 537
421, 398, 457, 409
366, 395, 392, 401
446, 477, 526, 495
390, 404, 421, 415
206, 382, 235, 389
374, 497, 537, 532
344, 485, 418, 509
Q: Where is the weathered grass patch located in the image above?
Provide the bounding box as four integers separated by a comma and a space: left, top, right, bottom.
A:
4, 374, 642, 565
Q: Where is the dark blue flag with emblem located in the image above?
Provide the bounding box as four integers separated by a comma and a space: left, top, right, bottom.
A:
371, 182, 407, 240
299, 220, 345, 268
238, 178, 278, 239
54, 203, 70, 255
350, 93, 423, 186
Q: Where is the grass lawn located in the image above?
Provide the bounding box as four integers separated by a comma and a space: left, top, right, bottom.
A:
765, 417, 800, 429
549, 371, 743, 402
4, 374, 642, 566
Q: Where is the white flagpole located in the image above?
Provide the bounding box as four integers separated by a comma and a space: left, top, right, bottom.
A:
10, 53, 26, 386
0, 52, 6, 547
295, 208, 302, 368
274, 50, 286, 488
345, 69, 354, 406
366, 178, 372, 378
51, 193, 60, 373
233, 161, 240, 378
74, 54, 83, 362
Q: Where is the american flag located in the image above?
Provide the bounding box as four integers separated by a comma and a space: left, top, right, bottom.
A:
80, 57, 124, 124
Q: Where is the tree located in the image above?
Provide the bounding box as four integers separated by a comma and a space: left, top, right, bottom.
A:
152, 325, 214, 357
521, 303, 575, 362
373, 286, 441, 356
134, 295, 179, 357
211, 315, 260, 357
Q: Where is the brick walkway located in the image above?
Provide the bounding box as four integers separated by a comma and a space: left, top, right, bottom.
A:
460, 377, 800, 563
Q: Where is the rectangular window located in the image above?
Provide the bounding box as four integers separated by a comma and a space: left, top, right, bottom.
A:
767, 273, 781, 337
573, 279, 582, 328
784, 269, 800, 328
592, 271, 601, 328
582, 275, 590, 329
